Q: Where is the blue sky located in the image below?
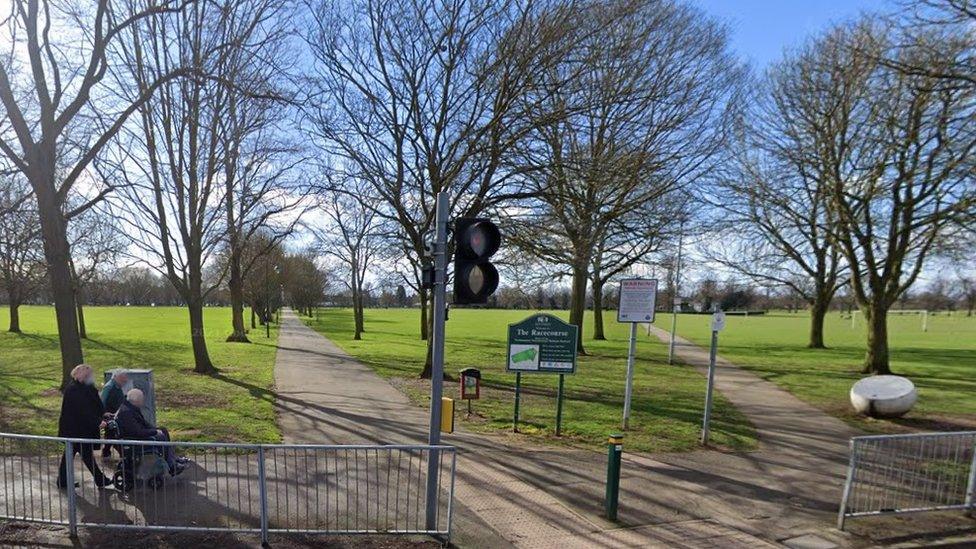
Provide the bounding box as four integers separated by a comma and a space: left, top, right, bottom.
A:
693, 0, 897, 69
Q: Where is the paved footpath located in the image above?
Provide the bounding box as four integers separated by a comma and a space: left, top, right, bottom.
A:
273, 310, 876, 548
643, 325, 859, 457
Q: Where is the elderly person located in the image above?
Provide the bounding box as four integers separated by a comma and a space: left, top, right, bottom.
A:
100, 370, 129, 414
99, 370, 129, 458
115, 389, 187, 476
57, 364, 111, 489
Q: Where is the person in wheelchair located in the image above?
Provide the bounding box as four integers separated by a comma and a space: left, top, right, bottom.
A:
115, 389, 189, 476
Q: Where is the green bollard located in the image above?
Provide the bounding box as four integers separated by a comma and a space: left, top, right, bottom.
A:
605, 433, 623, 521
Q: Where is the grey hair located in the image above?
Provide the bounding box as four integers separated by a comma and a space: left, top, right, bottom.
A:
126, 388, 145, 402
70, 364, 93, 382
112, 369, 129, 379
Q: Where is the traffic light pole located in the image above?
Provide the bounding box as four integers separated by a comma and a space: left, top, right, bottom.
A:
425, 191, 449, 531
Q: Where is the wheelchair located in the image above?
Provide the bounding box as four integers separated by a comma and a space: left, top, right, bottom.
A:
106, 420, 168, 492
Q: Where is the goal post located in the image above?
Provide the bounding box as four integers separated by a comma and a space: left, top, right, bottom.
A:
850, 309, 928, 332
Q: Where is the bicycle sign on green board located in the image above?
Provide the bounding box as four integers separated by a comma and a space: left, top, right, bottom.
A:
506, 313, 578, 373
507, 313, 578, 436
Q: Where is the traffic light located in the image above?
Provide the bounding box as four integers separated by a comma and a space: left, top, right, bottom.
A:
453, 218, 501, 305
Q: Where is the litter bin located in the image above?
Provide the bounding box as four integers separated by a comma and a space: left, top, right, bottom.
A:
104, 369, 156, 426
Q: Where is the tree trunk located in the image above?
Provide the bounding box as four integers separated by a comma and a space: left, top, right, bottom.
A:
592, 277, 606, 340
862, 305, 891, 374
8, 299, 20, 333
354, 307, 363, 339
419, 287, 429, 340
188, 299, 216, 374
352, 266, 363, 340
250, 306, 256, 329
76, 291, 87, 340
352, 290, 363, 340
807, 295, 828, 349
420, 296, 434, 378
355, 296, 365, 338
226, 249, 250, 342
32, 172, 84, 389
569, 261, 588, 354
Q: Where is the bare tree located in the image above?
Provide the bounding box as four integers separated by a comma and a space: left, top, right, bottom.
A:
283, 251, 327, 317
711, 59, 851, 348
0, 0, 196, 386
508, 0, 741, 353
789, 20, 976, 374
0, 177, 44, 332
318, 179, 383, 340
67, 204, 124, 338
880, 1, 976, 88
223, 128, 304, 342
107, 0, 278, 373
958, 273, 976, 316
242, 233, 285, 328
304, 0, 579, 376
217, 0, 305, 343
590, 200, 684, 340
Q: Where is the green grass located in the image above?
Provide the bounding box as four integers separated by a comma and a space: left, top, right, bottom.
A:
653, 310, 976, 432
0, 305, 280, 443
304, 308, 757, 453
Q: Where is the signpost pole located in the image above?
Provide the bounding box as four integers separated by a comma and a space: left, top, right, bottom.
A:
622, 322, 638, 430
667, 223, 684, 365
425, 191, 449, 531
556, 374, 565, 436
701, 327, 719, 445
513, 372, 522, 432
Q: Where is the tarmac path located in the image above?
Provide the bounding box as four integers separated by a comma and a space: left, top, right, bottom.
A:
272, 310, 864, 547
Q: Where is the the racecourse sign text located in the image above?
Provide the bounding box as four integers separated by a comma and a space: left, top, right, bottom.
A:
506, 314, 578, 374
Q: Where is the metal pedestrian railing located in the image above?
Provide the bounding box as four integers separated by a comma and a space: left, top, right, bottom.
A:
838, 431, 976, 530
0, 432, 456, 543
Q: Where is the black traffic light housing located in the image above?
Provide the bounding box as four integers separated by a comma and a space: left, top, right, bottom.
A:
453, 218, 501, 305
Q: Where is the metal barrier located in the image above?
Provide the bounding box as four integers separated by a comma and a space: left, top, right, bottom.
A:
0, 432, 455, 543
838, 431, 976, 530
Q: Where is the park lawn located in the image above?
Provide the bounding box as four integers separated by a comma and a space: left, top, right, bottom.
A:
304, 308, 757, 453
0, 305, 280, 443
653, 311, 976, 432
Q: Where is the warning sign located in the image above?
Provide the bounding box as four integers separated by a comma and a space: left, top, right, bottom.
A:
617, 279, 658, 323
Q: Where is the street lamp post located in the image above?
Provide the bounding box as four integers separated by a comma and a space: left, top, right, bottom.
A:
667, 221, 685, 365
265, 267, 271, 339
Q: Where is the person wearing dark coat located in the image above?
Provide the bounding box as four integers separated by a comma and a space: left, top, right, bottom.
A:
115, 389, 187, 476
57, 364, 110, 489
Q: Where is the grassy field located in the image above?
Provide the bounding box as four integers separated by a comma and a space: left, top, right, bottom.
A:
304, 308, 757, 453
0, 305, 280, 443
652, 310, 976, 432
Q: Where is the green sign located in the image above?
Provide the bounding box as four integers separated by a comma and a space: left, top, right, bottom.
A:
506, 314, 578, 374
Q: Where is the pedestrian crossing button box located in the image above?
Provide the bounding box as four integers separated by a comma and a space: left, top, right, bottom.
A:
459, 368, 481, 400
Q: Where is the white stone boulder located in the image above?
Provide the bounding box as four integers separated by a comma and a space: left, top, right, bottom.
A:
850, 375, 917, 418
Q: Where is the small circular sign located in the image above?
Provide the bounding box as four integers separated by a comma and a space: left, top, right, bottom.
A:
711, 311, 726, 332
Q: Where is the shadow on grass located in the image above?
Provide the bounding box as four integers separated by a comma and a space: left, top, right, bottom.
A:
477, 379, 755, 443
4, 331, 60, 349
886, 415, 976, 432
